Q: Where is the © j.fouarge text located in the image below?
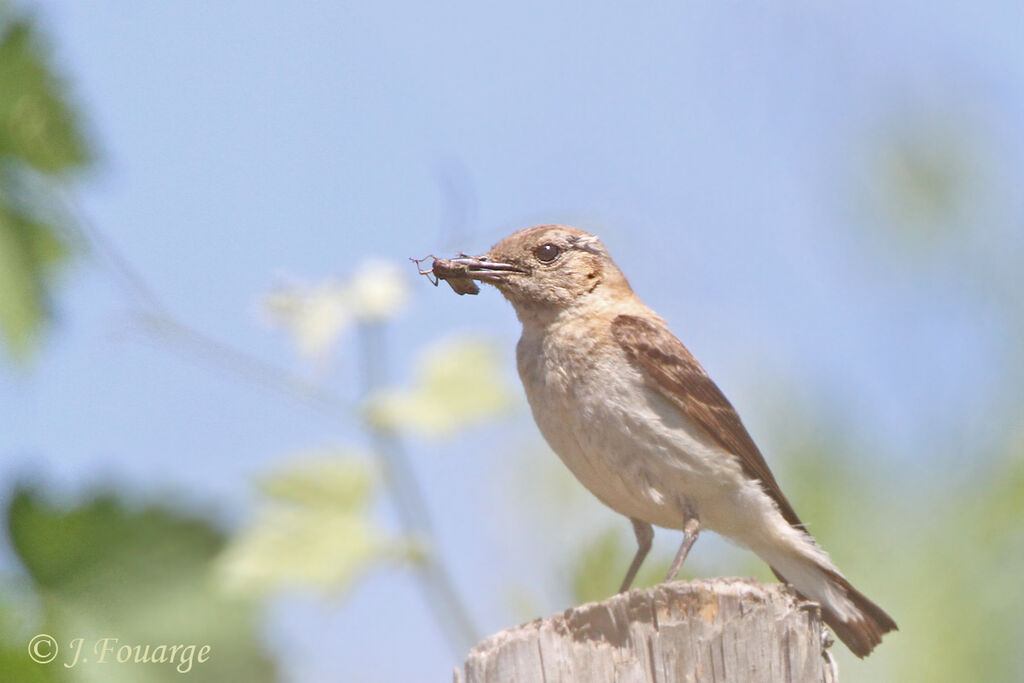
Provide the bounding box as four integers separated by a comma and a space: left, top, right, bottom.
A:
29, 634, 211, 673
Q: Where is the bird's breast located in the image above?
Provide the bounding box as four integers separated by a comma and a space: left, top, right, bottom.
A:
515, 321, 720, 528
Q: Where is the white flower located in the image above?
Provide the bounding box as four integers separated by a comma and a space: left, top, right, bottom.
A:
261, 278, 352, 364
346, 259, 409, 322
259, 258, 409, 365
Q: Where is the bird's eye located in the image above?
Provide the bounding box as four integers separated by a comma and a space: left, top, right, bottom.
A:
534, 243, 561, 264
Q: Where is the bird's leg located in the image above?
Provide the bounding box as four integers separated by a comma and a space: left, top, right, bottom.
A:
618, 518, 654, 593
665, 504, 701, 582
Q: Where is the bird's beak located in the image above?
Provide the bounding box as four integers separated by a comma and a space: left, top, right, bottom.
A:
446, 255, 525, 284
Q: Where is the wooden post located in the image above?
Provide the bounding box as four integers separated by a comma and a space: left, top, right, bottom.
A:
456, 578, 836, 683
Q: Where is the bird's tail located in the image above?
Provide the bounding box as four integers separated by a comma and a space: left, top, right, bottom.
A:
757, 537, 897, 658
812, 568, 899, 658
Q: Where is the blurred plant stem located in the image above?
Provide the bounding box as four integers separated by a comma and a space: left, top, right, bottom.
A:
357, 320, 479, 654
61, 192, 479, 655
134, 310, 357, 417
135, 298, 481, 657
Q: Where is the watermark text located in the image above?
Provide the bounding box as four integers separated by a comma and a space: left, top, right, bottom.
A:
28, 635, 211, 673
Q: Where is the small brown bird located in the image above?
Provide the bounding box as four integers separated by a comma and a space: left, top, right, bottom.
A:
437, 224, 897, 658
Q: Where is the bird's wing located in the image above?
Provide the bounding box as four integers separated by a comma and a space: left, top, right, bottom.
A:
611, 314, 803, 528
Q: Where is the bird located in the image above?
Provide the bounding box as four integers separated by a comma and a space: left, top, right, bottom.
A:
437, 224, 897, 658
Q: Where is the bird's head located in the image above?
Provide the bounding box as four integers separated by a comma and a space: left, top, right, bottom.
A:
448, 225, 632, 319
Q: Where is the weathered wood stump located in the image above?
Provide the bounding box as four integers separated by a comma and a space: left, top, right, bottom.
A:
457, 578, 836, 683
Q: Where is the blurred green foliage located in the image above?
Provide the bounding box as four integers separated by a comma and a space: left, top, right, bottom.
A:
881, 445, 1024, 682
366, 337, 515, 439
871, 129, 975, 245
0, 9, 91, 361
216, 452, 421, 597
3, 486, 276, 682
570, 526, 671, 605
0, 19, 89, 171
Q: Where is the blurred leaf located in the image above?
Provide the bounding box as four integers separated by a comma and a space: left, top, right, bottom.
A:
366, 337, 514, 438
261, 277, 353, 366
0, 19, 91, 173
0, 200, 67, 358
0, 12, 93, 363
257, 449, 373, 509
0, 648, 59, 683
8, 489, 222, 592
570, 527, 624, 604
877, 135, 968, 235
217, 454, 419, 597
5, 485, 276, 682
856, 117, 980, 254
0, 589, 60, 683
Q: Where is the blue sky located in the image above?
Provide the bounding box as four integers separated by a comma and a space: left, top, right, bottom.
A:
2, 1, 1022, 680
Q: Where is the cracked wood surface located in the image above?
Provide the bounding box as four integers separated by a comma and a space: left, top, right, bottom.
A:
456, 578, 836, 683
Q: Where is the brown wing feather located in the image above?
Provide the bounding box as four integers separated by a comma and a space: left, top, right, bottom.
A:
611, 314, 803, 529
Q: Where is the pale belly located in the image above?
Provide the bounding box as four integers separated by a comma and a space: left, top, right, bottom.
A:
517, 334, 751, 532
